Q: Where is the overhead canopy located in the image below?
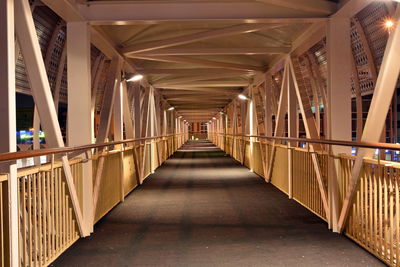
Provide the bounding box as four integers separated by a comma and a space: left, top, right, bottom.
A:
82, 0, 340, 122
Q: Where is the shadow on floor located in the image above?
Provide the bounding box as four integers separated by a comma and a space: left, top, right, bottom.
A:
52, 140, 383, 267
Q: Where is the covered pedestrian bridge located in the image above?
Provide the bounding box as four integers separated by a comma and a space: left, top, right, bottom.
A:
0, 0, 400, 266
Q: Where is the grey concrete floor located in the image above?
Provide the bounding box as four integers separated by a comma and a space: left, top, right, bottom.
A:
52, 140, 384, 267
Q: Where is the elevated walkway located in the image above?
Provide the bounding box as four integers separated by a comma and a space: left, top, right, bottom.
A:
52, 141, 381, 266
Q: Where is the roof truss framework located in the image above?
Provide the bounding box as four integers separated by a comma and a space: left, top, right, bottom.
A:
78, 1, 334, 24
43, 0, 340, 122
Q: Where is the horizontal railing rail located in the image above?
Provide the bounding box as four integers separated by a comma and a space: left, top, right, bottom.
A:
0, 134, 183, 163
209, 132, 400, 151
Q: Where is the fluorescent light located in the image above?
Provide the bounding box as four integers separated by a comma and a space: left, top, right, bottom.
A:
168, 107, 175, 111
238, 94, 248, 100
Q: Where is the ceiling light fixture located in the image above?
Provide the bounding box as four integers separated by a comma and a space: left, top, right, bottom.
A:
238, 94, 249, 100
126, 74, 144, 82
168, 107, 175, 111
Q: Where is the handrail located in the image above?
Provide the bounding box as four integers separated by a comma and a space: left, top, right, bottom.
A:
209, 132, 400, 151
0, 134, 182, 163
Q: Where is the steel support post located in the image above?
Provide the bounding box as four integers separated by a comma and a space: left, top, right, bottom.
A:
326, 17, 352, 232
67, 21, 94, 236
122, 80, 134, 139
264, 76, 273, 137
0, 1, 18, 265
287, 63, 297, 199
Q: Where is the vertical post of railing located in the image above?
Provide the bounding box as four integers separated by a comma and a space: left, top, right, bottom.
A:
0, 1, 18, 265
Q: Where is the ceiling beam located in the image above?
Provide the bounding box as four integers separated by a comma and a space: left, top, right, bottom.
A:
159, 81, 249, 88
178, 109, 221, 112
122, 24, 281, 55
41, 0, 83, 21
141, 68, 255, 75
158, 87, 242, 94
174, 104, 226, 108
78, 2, 329, 25
160, 90, 240, 96
132, 55, 265, 72
256, 0, 337, 15
134, 47, 291, 56
332, 0, 376, 18
165, 95, 234, 100
155, 73, 250, 85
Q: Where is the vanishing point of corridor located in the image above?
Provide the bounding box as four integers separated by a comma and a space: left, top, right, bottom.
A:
52, 141, 381, 267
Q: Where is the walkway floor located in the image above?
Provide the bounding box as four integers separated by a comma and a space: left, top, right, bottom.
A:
52, 141, 383, 267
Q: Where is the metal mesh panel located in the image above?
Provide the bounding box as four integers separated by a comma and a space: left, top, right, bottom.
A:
16, 6, 63, 97
308, 39, 327, 92
95, 60, 111, 114
356, 2, 390, 69
350, 21, 375, 96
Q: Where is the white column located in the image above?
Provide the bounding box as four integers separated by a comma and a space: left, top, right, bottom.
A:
122, 81, 134, 139
327, 17, 352, 232
0, 1, 18, 265
133, 83, 141, 138
163, 110, 167, 136
287, 65, 297, 199
114, 78, 123, 141
264, 77, 273, 137
67, 22, 93, 236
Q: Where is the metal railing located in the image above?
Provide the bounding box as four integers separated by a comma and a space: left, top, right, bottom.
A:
209, 132, 400, 266
0, 133, 186, 266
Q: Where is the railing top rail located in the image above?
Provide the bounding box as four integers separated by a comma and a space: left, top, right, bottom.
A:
0, 134, 182, 163
210, 132, 400, 151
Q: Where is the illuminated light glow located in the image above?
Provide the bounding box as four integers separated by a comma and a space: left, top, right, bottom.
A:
178, 116, 183, 119
168, 107, 175, 111
212, 117, 217, 120
126, 74, 144, 82
385, 19, 395, 29
238, 94, 248, 100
